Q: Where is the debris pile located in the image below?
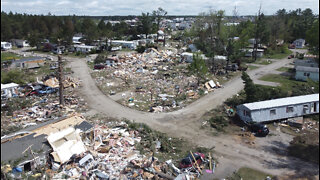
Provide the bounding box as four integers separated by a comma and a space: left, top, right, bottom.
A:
1, 76, 87, 136
92, 49, 223, 112
1, 116, 216, 180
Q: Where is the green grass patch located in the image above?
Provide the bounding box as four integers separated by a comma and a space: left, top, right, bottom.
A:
228, 167, 273, 180
276, 67, 294, 72
247, 65, 259, 70
1, 52, 21, 62
258, 74, 319, 96
256, 59, 272, 65
264, 45, 292, 59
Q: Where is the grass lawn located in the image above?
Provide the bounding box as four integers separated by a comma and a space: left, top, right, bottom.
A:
256, 59, 273, 65
264, 48, 293, 59
276, 67, 295, 72
259, 74, 319, 95
1, 52, 21, 62
247, 65, 259, 70
228, 167, 273, 180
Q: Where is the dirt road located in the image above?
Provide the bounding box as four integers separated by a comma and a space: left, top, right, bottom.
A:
10, 48, 318, 178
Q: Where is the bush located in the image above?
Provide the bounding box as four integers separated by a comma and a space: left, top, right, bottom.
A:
1, 70, 25, 84
94, 54, 106, 64
136, 46, 146, 53
209, 116, 228, 131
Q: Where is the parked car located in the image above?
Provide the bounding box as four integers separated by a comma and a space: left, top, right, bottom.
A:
36, 87, 58, 95
179, 152, 205, 169
94, 64, 106, 70
288, 44, 296, 49
248, 123, 269, 137
288, 54, 294, 59
226, 64, 238, 71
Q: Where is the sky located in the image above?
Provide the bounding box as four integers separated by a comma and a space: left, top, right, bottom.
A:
1, 0, 319, 16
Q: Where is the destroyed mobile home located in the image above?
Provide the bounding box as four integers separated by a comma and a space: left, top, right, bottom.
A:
92, 48, 225, 112
1, 75, 87, 136
1, 115, 216, 179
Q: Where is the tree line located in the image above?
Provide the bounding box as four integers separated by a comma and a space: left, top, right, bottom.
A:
1, 8, 168, 47
183, 7, 319, 62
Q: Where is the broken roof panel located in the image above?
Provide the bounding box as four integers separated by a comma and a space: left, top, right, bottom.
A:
47, 127, 86, 163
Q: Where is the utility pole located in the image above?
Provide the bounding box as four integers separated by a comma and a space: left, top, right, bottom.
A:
58, 55, 64, 106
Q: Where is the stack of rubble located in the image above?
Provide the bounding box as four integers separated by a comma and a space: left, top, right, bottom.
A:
1, 115, 215, 179
92, 49, 221, 112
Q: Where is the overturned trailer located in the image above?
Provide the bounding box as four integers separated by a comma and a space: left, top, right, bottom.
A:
236, 94, 319, 123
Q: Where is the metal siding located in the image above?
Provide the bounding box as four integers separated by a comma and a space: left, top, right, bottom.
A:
295, 71, 319, 82
236, 105, 253, 122
250, 102, 319, 122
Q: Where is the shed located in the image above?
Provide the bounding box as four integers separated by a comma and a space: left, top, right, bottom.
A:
295, 66, 319, 82
236, 94, 319, 123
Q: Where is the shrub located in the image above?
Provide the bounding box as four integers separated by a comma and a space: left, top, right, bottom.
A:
136, 46, 146, 53
94, 54, 106, 64
209, 116, 228, 131
1, 70, 25, 84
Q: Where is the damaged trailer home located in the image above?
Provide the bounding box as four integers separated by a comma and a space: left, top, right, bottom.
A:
236, 94, 319, 123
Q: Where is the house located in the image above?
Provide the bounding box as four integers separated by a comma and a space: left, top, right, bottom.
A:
10, 57, 45, 69
1, 83, 19, 99
11, 39, 30, 48
71, 45, 97, 53
292, 39, 305, 49
295, 66, 319, 82
236, 94, 319, 123
1, 42, 12, 50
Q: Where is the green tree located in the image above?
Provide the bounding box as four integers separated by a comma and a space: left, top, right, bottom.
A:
188, 53, 208, 85
152, 7, 167, 44
241, 72, 257, 102
82, 18, 98, 44
139, 12, 154, 39
306, 19, 319, 55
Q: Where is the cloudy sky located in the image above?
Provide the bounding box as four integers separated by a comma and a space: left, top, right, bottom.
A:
1, 0, 319, 16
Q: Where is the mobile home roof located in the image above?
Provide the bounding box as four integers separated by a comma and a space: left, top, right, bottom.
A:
243, 94, 319, 110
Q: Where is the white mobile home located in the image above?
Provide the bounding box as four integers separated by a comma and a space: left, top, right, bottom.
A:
236, 94, 319, 123
1, 42, 12, 50
1, 83, 19, 99
181, 52, 207, 63
72, 45, 97, 53
109, 40, 138, 50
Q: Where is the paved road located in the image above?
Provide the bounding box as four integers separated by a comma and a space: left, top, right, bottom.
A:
9, 48, 318, 178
